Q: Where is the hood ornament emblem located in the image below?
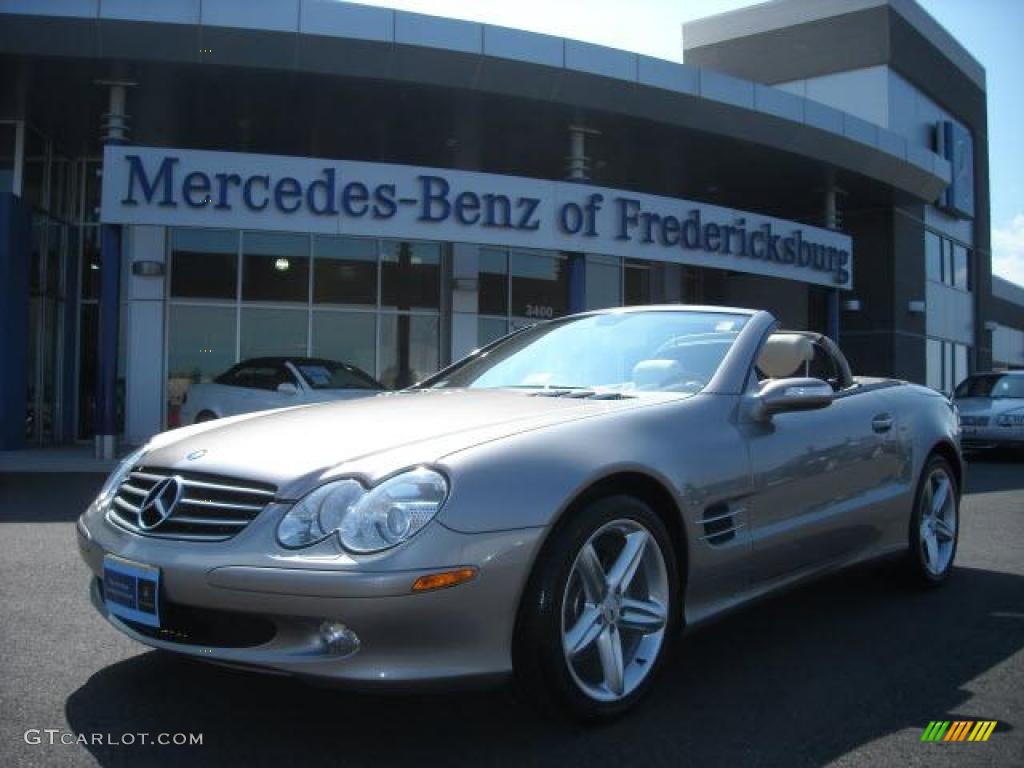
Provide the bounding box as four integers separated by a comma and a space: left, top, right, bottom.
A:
187, 449, 207, 461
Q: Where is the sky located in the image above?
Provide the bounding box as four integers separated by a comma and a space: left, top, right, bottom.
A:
352, 0, 1024, 287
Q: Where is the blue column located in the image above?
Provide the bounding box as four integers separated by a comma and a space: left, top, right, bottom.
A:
95, 223, 121, 454
567, 252, 586, 314
0, 194, 31, 449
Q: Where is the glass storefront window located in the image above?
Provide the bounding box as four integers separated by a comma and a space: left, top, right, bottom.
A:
925, 231, 942, 284
624, 259, 653, 306
585, 255, 622, 310
510, 250, 568, 321
312, 310, 376, 375
379, 314, 439, 389
479, 248, 509, 316
943, 342, 954, 393
166, 305, 237, 427
162, 228, 446, 425
314, 235, 377, 305
954, 343, 969, 390
478, 316, 509, 347
381, 240, 441, 309
240, 307, 308, 359
242, 232, 310, 302
170, 228, 238, 299
952, 244, 969, 290
926, 338, 942, 391
926, 230, 971, 292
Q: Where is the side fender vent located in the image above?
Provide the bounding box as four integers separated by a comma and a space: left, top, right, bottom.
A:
700, 503, 744, 546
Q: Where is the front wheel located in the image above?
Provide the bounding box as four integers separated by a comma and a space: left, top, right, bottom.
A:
513, 495, 679, 721
907, 455, 960, 585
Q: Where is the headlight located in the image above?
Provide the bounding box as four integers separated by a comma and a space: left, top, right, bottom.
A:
997, 411, 1024, 427
94, 444, 148, 511
277, 468, 449, 552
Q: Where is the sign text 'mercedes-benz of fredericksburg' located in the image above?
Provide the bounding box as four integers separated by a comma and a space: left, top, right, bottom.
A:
101, 146, 853, 288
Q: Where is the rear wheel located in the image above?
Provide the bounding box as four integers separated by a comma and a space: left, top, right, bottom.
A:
907, 455, 959, 585
195, 410, 218, 424
513, 495, 679, 721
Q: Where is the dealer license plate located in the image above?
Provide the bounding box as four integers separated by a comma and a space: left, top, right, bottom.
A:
103, 555, 161, 628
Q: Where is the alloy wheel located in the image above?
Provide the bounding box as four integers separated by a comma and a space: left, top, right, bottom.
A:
560, 519, 670, 702
919, 466, 957, 576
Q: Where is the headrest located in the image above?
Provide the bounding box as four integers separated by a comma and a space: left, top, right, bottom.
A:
632, 359, 683, 390
757, 334, 814, 378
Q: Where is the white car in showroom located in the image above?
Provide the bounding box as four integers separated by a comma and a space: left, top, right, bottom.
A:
180, 357, 384, 424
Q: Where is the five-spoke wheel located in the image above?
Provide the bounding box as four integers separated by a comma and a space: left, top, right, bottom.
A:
908, 455, 959, 584
514, 495, 679, 721
561, 520, 669, 701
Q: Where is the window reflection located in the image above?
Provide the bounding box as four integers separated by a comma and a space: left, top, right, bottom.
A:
166, 305, 236, 427
242, 232, 309, 302
314, 236, 377, 305
171, 228, 238, 299
381, 241, 440, 309
312, 311, 377, 375
240, 308, 308, 359
379, 314, 439, 389
509, 250, 568, 321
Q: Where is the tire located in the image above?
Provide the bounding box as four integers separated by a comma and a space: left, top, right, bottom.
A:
906, 454, 960, 586
195, 410, 218, 424
513, 495, 680, 722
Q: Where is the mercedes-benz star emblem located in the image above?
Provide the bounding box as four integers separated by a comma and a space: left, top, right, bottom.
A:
138, 476, 184, 530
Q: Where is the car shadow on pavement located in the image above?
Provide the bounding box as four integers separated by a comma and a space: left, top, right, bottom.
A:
66, 562, 1022, 768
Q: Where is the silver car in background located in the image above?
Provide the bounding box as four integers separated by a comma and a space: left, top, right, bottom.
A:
953, 370, 1024, 451
77, 306, 962, 720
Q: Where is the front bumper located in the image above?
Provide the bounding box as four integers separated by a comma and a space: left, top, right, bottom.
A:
77, 509, 545, 688
960, 425, 1024, 449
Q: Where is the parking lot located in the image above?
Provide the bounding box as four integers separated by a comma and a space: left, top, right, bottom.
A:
1, 457, 1021, 768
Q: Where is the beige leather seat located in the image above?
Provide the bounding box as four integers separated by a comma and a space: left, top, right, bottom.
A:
757, 333, 814, 379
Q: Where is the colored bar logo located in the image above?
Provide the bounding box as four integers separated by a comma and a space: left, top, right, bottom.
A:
921, 721, 997, 742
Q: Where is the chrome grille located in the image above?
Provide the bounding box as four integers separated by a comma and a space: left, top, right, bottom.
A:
960, 415, 990, 427
107, 466, 277, 542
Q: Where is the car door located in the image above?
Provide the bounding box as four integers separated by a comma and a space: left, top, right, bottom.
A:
743, 345, 902, 584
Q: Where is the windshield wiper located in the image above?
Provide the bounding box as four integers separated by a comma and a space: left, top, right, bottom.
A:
528, 387, 635, 400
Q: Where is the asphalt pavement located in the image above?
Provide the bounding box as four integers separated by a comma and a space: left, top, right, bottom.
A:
1, 457, 1021, 768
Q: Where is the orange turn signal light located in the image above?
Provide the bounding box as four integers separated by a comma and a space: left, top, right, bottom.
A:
411, 567, 478, 593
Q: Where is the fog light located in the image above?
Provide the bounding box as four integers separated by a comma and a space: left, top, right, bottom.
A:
319, 621, 360, 657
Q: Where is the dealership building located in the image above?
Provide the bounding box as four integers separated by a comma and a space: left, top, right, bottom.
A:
1, 0, 1022, 453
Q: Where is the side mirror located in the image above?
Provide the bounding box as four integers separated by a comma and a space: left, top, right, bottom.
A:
751, 377, 832, 421
277, 382, 299, 395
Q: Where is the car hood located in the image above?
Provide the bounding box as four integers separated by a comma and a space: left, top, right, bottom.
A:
143, 389, 672, 495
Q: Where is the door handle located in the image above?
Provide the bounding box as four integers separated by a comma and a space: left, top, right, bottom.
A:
871, 413, 894, 433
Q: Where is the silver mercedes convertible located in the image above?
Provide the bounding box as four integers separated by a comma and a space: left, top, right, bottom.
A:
77, 306, 962, 720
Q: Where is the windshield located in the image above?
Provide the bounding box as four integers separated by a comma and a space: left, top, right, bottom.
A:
422, 311, 748, 392
955, 374, 1024, 399
295, 361, 382, 390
